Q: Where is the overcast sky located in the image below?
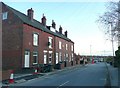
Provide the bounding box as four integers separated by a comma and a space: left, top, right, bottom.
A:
2, 0, 119, 56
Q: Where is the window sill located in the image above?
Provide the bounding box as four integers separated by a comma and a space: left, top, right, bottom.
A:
49, 47, 52, 49
33, 44, 38, 47
33, 63, 38, 65
33, 45, 38, 47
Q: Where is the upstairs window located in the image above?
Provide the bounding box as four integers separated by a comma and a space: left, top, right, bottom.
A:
59, 41, 62, 49
48, 37, 53, 48
33, 33, 38, 46
2, 12, 8, 20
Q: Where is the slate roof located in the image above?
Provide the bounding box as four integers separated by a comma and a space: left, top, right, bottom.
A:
4, 2, 74, 43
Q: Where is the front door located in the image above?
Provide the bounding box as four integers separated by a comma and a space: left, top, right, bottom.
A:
44, 54, 47, 64
24, 51, 30, 68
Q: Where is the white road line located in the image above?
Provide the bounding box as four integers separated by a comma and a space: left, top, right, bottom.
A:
59, 81, 69, 87
100, 78, 106, 81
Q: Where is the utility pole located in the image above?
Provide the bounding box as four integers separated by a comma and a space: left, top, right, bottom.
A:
110, 22, 115, 65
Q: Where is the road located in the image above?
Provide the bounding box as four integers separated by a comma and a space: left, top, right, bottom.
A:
13, 62, 107, 87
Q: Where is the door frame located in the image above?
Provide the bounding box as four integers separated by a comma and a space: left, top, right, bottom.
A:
24, 50, 30, 68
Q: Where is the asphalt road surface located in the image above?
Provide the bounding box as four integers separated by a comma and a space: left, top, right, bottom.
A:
13, 62, 107, 87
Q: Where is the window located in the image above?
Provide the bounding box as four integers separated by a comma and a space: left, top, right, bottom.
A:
66, 44, 68, 50
71, 45, 73, 51
48, 37, 53, 48
64, 54, 66, 61
56, 53, 59, 64
66, 54, 68, 61
2, 12, 8, 20
59, 52, 62, 62
33, 52, 38, 64
49, 51, 52, 64
44, 53, 47, 64
69, 56, 71, 62
33, 33, 38, 46
59, 41, 62, 49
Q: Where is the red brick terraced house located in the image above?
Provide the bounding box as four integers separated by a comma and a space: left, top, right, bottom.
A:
1, 2, 74, 80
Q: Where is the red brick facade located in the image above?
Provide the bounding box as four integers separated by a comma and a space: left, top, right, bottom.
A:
2, 2, 74, 80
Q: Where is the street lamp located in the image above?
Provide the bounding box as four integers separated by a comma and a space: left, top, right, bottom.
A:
109, 22, 115, 65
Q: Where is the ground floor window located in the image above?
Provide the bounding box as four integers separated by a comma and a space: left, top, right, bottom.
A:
72, 53, 74, 61
56, 53, 58, 64
66, 53, 68, 61
69, 56, 71, 62
59, 52, 62, 62
49, 51, 52, 64
33, 51, 38, 64
44, 54, 47, 64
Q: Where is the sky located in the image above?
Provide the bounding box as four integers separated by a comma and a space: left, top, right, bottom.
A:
2, 0, 119, 56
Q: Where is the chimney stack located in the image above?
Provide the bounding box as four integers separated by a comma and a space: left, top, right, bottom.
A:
52, 20, 56, 29
64, 30, 68, 37
59, 26, 63, 34
41, 14, 46, 27
27, 8, 34, 20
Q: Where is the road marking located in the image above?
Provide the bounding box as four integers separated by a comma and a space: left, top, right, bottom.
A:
58, 81, 69, 87
100, 78, 106, 81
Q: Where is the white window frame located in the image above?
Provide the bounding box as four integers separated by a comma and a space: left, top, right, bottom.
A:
33, 51, 38, 64
71, 45, 73, 51
33, 33, 38, 46
64, 54, 66, 61
2, 12, 8, 20
48, 37, 53, 49
59, 41, 62, 49
56, 53, 59, 64
69, 56, 71, 62
49, 51, 52, 64
43, 50, 47, 64
59, 52, 62, 62
66, 53, 68, 61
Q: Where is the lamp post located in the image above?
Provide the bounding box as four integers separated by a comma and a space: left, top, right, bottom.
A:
109, 22, 115, 65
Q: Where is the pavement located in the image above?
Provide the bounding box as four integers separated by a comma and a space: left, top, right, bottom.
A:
6, 62, 107, 87
106, 63, 119, 88
1, 64, 85, 87
1, 62, 118, 87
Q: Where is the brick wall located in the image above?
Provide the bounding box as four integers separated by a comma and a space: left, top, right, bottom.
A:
55, 36, 74, 67
2, 3, 23, 71
22, 24, 55, 67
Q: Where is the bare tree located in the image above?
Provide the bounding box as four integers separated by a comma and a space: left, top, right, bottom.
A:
97, 1, 120, 43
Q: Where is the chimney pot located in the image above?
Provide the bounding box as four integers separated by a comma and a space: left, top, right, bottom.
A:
27, 8, 34, 20
52, 20, 56, 29
41, 14, 46, 26
64, 30, 68, 37
59, 25, 63, 34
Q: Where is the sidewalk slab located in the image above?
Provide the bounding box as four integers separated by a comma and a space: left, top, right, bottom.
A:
107, 64, 118, 87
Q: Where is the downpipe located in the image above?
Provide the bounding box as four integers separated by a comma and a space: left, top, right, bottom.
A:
104, 62, 111, 88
